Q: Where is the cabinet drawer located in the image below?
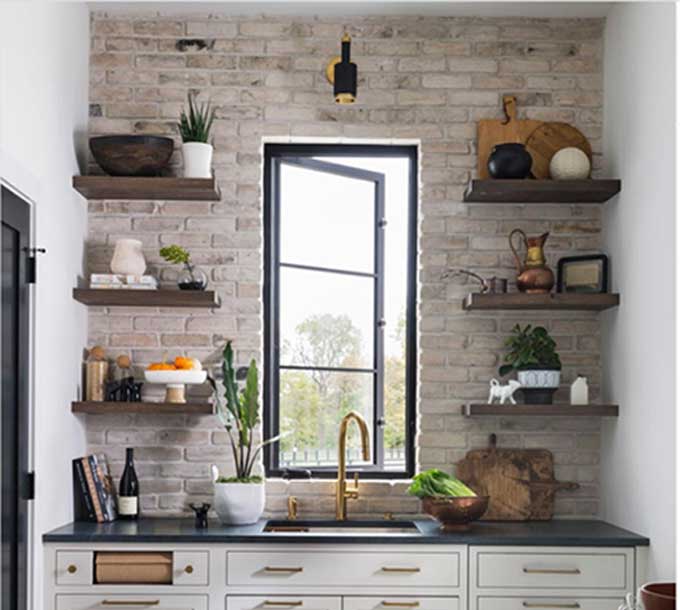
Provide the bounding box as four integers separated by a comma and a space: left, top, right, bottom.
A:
476, 598, 624, 610
56, 552, 93, 586
475, 552, 628, 590
227, 551, 460, 588
56, 595, 208, 610
226, 596, 341, 610
173, 552, 208, 586
345, 597, 460, 610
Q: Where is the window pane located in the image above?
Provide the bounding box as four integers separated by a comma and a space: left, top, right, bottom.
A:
278, 369, 374, 469
280, 266, 374, 369
279, 162, 375, 273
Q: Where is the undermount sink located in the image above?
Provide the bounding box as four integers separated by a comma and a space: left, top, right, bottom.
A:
263, 520, 420, 535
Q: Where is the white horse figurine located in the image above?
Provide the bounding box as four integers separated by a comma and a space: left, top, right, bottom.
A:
488, 378, 521, 404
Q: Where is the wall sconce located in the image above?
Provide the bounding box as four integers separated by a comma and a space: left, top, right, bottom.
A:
325, 33, 357, 104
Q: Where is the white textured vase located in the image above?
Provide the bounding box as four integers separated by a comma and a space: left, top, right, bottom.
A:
211, 465, 265, 525
110, 239, 146, 276
518, 369, 561, 388
182, 142, 213, 178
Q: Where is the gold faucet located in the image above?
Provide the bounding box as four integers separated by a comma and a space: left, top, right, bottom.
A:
287, 496, 298, 520
335, 410, 370, 520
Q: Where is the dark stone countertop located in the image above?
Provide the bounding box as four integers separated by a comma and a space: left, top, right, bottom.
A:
43, 518, 649, 546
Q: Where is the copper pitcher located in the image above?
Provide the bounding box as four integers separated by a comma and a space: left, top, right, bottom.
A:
509, 229, 555, 293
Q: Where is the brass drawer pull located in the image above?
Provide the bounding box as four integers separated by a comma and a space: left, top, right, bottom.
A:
382, 602, 420, 608
101, 601, 160, 607
263, 602, 303, 607
523, 568, 581, 575
264, 566, 304, 573
184, 565, 194, 574
381, 567, 421, 573
522, 602, 581, 608
67, 565, 77, 574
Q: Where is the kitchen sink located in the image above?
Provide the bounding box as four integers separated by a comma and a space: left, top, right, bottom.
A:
263, 520, 421, 535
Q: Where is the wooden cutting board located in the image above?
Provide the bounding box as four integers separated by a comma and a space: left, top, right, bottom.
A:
477, 95, 542, 179
456, 444, 578, 521
525, 122, 592, 179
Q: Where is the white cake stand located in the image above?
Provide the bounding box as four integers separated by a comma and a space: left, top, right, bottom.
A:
144, 369, 208, 404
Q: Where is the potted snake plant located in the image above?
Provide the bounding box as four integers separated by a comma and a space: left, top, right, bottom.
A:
178, 92, 216, 178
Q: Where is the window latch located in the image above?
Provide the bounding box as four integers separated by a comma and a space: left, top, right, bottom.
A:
378, 218, 387, 228
377, 319, 386, 328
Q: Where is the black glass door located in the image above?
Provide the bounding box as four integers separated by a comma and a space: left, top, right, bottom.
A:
1, 186, 30, 610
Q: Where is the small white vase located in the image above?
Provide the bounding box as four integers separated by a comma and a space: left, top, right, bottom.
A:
182, 142, 213, 178
518, 369, 561, 388
211, 465, 265, 525
110, 239, 146, 276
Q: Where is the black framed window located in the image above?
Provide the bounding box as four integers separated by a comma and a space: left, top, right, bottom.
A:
264, 144, 417, 479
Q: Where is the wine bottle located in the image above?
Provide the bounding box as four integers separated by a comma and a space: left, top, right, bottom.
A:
118, 447, 139, 520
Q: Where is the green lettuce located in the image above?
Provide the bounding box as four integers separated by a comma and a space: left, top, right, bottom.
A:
407, 469, 477, 498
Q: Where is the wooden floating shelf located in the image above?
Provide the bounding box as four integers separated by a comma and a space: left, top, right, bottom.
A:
463, 179, 621, 203
463, 292, 620, 311
73, 288, 221, 308
462, 404, 619, 417
72, 176, 221, 201
72, 401, 214, 415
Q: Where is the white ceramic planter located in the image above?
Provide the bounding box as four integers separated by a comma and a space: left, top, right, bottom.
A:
517, 368, 561, 388
182, 142, 213, 178
110, 239, 146, 276
211, 465, 265, 525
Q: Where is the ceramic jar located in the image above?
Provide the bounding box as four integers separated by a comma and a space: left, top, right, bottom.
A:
487, 143, 533, 179
549, 147, 591, 180
110, 239, 146, 276
182, 142, 213, 178
210, 465, 265, 525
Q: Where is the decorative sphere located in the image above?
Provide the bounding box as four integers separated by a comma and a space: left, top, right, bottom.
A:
549, 147, 591, 180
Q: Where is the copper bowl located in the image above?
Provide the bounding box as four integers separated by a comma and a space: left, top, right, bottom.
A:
90, 135, 174, 176
640, 583, 675, 610
421, 496, 489, 532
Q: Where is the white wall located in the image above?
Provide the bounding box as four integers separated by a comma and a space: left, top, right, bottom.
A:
601, 2, 676, 581
0, 1, 90, 606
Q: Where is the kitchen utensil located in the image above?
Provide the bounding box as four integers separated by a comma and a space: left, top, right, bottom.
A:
487, 143, 533, 179
525, 122, 592, 180
143, 369, 207, 404
640, 583, 676, 610
550, 146, 591, 180
509, 228, 555, 293
421, 496, 490, 532
90, 135, 174, 177
477, 96, 542, 179
456, 437, 578, 521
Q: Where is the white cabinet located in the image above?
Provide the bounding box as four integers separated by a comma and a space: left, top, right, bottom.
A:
226, 595, 342, 610
474, 598, 625, 610
345, 596, 460, 610
173, 552, 209, 587
56, 595, 208, 610
56, 552, 93, 586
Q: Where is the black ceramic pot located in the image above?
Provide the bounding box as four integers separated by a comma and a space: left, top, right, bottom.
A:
487, 143, 533, 179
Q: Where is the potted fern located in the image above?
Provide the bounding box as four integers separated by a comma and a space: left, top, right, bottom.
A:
209, 342, 281, 525
178, 92, 216, 178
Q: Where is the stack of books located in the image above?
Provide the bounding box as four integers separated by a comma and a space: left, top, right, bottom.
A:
72, 454, 118, 522
90, 274, 158, 290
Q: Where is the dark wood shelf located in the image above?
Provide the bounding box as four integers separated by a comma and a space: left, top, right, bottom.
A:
462, 404, 619, 417
73, 288, 220, 308
463, 292, 619, 311
463, 179, 621, 203
72, 401, 214, 415
72, 176, 221, 201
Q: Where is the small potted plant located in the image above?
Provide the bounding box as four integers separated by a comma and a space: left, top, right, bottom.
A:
159, 244, 207, 291
178, 92, 216, 178
499, 324, 562, 404
208, 342, 282, 525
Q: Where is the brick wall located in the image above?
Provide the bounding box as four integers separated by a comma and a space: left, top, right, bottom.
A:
86, 11, 605, 518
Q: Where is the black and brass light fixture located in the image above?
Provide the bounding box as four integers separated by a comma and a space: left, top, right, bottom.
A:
326, 33, 357, 104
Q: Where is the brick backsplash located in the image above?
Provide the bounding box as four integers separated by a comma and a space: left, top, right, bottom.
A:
85, 12, 605, 518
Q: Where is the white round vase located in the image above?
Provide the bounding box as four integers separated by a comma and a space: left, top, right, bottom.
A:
110, 239, 146, 276
182, 142, 213, 178
549, 147, 591, 180
211, 465, 265, 525
518, 369, 561, 388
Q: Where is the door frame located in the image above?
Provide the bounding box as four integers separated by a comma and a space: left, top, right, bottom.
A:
0, 178, 35, 610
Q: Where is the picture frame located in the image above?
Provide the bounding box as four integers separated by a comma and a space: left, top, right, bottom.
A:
557, 254, 609, 294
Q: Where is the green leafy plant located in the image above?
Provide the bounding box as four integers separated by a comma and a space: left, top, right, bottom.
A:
498, 324, 561, 377
407, 469, 477, 498
209, 342, 283, 482
178, 92, 216, 143
160, 244, 190, 266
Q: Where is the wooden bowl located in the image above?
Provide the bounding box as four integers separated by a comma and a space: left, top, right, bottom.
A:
90, 135, 174, 176
640, 583, 675, 610
421, 496, 489, 532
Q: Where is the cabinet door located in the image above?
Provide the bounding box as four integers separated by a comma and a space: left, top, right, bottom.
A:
56, 594, 208, 610
227, 596, 341, 610
56, 552, 93, 586
345, 596, 460, 610
174, 552, 209, 586
475, 597, 624, 610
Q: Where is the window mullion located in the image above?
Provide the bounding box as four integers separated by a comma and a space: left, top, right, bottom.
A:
374, 175, 386, 472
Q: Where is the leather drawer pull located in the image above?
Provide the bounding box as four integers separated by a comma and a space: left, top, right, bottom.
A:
522, 602, 581, 608
381, 567, 421, 573
523, 568, 581, 575
264, 567, 304, 573
382, 602, 420, 607
263, 602, 303, 607
101, 601, 160, 607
